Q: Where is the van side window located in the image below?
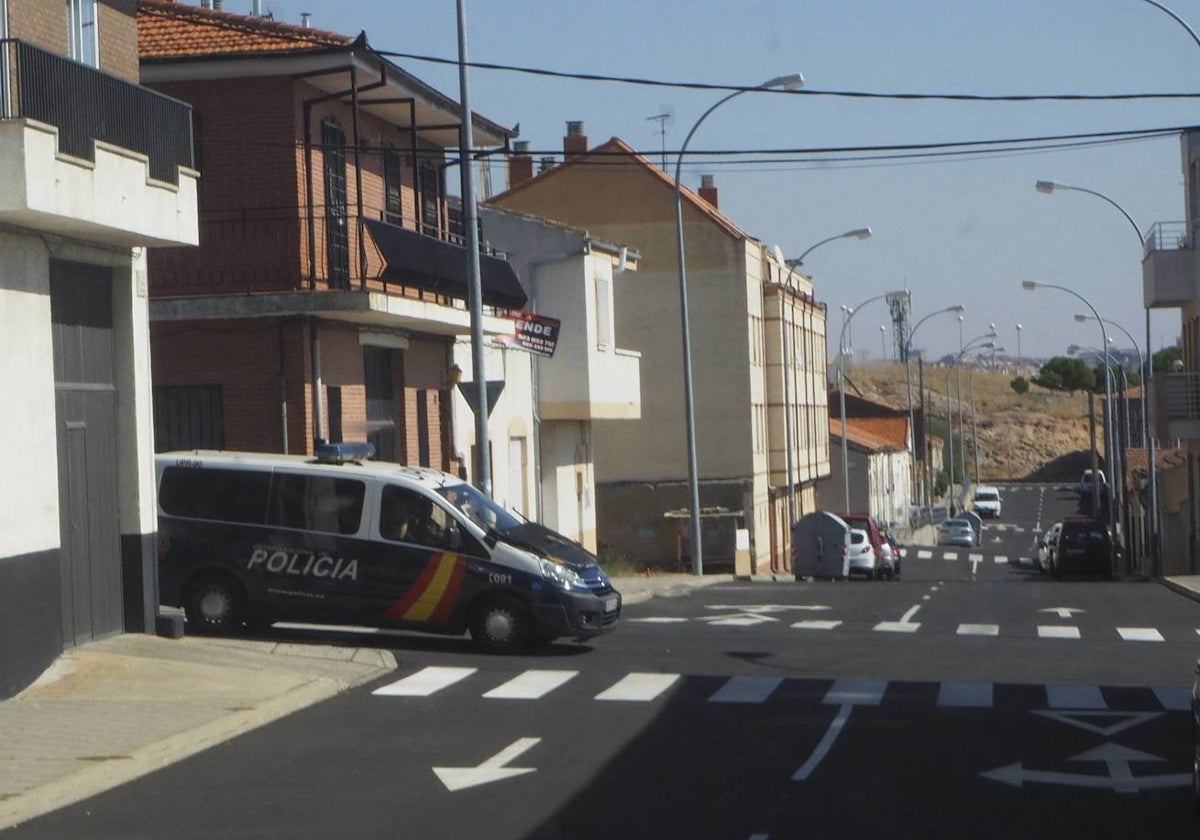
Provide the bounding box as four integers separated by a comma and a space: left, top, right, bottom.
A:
159, 467, 271, 524
268, 474, 365, 535
380, 485, 453, 549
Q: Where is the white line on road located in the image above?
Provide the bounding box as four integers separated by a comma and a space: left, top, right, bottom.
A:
957, 624, 1000, 636
917, 550, 932, 559
483, 670, 579, 700
1038, 626, 1081, 640
792, 619, 842, 630
1046, 683, 1106, 709
938, 681, 994, 707
1117, 627, 1165, 642
709, 676, 784, 704
373, 666, 476, 697
595, 672, 679, 702
824, 679, 888, 706
793, 704, 852, 782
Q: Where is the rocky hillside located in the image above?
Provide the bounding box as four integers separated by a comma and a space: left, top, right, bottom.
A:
845, 362, 1096, 481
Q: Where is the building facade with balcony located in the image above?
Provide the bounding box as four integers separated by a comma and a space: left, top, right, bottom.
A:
465, 204, 642, 554
1141, 129, 1200, 575
136, 2, 522, 479
487, 128, 831, 574
0, 0, 199, 696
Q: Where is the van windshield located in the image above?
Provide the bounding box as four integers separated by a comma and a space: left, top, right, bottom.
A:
435, 482, 523, 534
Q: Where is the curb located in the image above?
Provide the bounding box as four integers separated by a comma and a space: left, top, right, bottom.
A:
1159, 577, 1200, 605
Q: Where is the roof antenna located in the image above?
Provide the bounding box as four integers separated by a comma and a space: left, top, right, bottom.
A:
646, 105, 674, 171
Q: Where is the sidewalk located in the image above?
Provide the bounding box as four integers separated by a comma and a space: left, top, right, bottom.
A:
0, 573, 723, 832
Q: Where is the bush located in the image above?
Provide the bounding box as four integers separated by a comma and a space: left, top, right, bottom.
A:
1010, 376, 1030, 394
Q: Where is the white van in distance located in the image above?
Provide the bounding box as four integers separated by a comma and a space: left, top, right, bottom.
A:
972, 486, 1002, 519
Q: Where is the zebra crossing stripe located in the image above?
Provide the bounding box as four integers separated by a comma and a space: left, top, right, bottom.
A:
793, 619, 842, 630
938, 681, 993, 707
957, 624, 999, 636
373, 666, 476, 697
483, 669, 579, 699
917, 550, 932, 559
943, 552, 958, 561
968, 553, 983, 562
1117, 627, 1165, 642
595, 672, 679, 702
824, 678, 887, 706
1153, 686, 1191, 711
994, 555, 1008, 564
1038, 626, 1081, 639
1047, 683, 1106, 709
709, 676, 784, 704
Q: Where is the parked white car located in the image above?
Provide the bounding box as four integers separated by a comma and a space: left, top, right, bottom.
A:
972, 486, 1002, 519
1037, 522, 1063, 575
847, 528, 879, 579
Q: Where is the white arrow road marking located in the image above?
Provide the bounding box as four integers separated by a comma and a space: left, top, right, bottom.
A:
875, 602, 922, 633
1041, 607, 1085, 618
434, 737, 540, 792
982, 744, 1188, 792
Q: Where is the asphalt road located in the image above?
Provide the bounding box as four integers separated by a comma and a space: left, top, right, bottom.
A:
10, 483, 1199, 840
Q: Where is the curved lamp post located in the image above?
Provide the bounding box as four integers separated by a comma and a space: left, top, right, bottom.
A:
1074, 314, 1146, 453
775, 229, 870, 529
946, 333, 997, 513
674, 72, 804, 576
839, 290, 908, 513
968, 346, 1005, 484
1035, 179, 1153, 569
1024, 281, 1116, 542
904, 305, 965, 507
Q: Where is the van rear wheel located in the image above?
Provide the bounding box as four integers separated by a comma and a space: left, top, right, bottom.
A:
183, 574, 248, 635
469, 597, 533, 653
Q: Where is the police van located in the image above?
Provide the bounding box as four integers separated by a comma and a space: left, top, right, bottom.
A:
154, 444, 621, 652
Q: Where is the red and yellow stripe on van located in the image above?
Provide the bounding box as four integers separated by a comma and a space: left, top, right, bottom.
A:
382, 553, 467, 624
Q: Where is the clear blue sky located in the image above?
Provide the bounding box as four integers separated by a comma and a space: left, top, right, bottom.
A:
256, 0, 1200, 363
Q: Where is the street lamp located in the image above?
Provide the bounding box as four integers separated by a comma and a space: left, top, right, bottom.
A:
1023, 281, 1116, 542
1016, 323, 1023, 370
674, 72, 804, 576
880, 324, 888, 359
1075, 314, 1147, 453
903, 305, 966, 508
775, 230, 869, 529
839, 290, 908, 513
968, 346, 1005, 484
946, 332, 997, 513
1035, 179, 1154, 572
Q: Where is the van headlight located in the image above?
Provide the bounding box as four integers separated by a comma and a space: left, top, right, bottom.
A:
539, 558, 588, 591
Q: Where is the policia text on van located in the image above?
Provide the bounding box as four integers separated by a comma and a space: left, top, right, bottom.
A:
155, 444, 621, 652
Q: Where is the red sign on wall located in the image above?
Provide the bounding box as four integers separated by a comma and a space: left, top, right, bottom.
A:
505, 310, 561, 358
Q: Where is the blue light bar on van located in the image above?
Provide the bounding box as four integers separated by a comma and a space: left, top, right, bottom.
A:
314, 442, 375, 464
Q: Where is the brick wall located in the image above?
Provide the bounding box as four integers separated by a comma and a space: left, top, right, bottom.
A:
8, 0, 138, 81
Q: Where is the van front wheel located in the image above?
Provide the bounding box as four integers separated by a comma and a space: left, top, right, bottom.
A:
183, 574, 247, 635
469, 597, 533, 653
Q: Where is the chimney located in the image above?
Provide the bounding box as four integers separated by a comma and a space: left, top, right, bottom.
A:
251, 0, 263, 15
300, 12, 312, 27
563, 121, 588, 160
508, 140, 534, 189
698, 174, 718, 208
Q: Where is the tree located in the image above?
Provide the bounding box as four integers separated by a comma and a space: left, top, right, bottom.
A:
1153, 345, 1183, 373
1010, 376, 1030, 394
1034, 356, 1094, 393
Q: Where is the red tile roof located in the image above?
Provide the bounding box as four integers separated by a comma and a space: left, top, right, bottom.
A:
852, 416, 908, 449
829, 418, 902, 453
138, 1, 352, 59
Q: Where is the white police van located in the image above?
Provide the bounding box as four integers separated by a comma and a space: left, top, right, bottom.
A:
155, 444, 621, 652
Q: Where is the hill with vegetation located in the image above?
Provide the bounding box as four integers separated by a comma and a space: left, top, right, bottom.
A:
843, 362, 1095, 482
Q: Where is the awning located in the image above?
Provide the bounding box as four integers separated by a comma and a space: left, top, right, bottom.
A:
363, 218, 527, 310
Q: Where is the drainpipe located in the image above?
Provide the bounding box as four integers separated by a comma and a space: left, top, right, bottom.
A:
310, 318, 325, 448
278, 320, 289, 453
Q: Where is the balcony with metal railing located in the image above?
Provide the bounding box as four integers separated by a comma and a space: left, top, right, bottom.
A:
1155, 372, 1200, 441
1142, 220, 1196, 309
0, 39, 197, 247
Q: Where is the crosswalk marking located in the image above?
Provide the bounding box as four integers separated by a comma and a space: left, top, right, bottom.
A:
938, 681, 993, 707
373, 666, 476, 697
793, 619, 842, 630
1047, 683, 1106, 709
943, 552, 959, 561
824, 678, 887, 706
1117, 627, 1165, 642
483, 669, 578, 699
595, 672, 679, 702
917, 549, 932, 559
875, 621, 921, 633
709, 676, 783, 704
968, 553, 983, 562
1038, 625, 1081, 639
994, 555, 1008, 564
957, 623, 999, 636
372, 668, 1189, 713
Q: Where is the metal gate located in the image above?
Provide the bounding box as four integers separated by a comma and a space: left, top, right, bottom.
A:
50, 259, 123, 646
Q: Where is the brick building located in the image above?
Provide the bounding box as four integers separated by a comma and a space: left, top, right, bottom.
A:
137, 1, 521, 469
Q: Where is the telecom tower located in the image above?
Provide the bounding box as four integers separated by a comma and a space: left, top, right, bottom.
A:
887, 290, 911, 361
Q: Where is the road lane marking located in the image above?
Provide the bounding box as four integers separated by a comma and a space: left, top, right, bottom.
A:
1038, 626, 1081, 639
938, 681, 994, 707
792, 620, 842, 630
1117, 627, 1164, 642
994, 555, 1008, 564
968, 553, 983, 562
373, 666, 477, 697
709, 676, 784, 704
1154, 687, 1191, 711
957, 624, 1000, 636
823, 679, 887, 706
483, 670, 578, 699
595, 672, 679, 702
793, 703, 852, 781
943, 552, 958, 561
917, 550, 932, 559
1046, 683, 1106, 709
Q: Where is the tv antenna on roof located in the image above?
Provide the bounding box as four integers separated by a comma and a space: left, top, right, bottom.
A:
647, 105, 674, 171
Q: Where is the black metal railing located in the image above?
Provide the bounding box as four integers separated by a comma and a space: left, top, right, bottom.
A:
2, 39, 193, 185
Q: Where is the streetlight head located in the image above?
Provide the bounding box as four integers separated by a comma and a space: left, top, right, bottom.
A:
949, 304, 966, 314
1035, 180, 1067, 194
849, 227, 872, 240
764, 73, 805, 90
1016, 323, 1023, 330
1022, 281, 1038, 291
1074, 313, 1088, 323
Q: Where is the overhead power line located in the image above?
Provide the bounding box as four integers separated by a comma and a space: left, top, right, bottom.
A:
375, 49, 1200, 103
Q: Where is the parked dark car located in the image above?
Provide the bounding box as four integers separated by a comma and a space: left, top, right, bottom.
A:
1051, 516, 1116, 580
1192, 657, 1200, 810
